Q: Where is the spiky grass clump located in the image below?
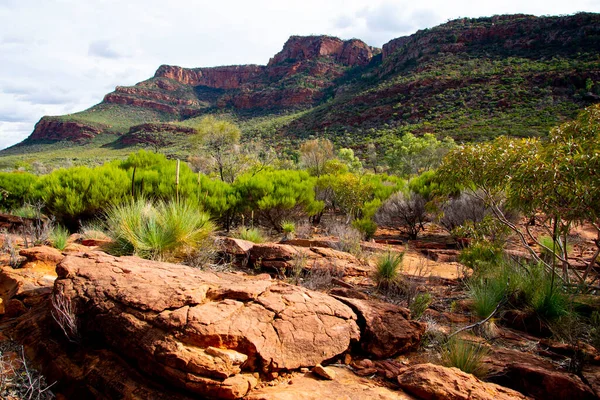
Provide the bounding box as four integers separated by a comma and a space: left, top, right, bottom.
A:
468, 277, 506, 319
235, 226, 265, 244
49, 225, 69, 251
79, 221, 110, 241
105, 199, 214, 261
11, 205, 38, 219
442, 337, 489, 378
375, 251, 404, 289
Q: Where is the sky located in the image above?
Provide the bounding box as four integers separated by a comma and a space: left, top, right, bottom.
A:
0, 0, 599, 150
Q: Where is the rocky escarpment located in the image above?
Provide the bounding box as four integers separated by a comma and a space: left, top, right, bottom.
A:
268, 36, 376, 67
18, 13, 600, 147
29, 117, 106, 142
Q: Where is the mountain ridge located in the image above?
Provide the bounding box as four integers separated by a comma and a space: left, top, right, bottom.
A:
11, 12, 600, 153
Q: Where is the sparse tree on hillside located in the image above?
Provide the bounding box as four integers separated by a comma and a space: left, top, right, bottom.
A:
300, 138, 334, 176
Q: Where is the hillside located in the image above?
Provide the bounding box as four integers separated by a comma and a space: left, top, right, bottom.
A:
3, 12, 600, 163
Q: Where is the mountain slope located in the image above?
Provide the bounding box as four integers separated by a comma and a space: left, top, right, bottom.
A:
7, 12, 600, 157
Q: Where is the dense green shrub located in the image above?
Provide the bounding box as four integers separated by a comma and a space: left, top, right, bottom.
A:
105, 199, 214, 261
34, 164, 130, 226
352, 217, 377, 240
233, 169, 323, 230
0, 172, 38, 211
459, 241, 504, 276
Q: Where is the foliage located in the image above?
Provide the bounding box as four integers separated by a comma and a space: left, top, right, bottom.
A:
410, 292, 432, 320
459, 241, 504, 276
442, 338, 489, 378
352, 217, 377, 240
0, 172, 38, 211
234, 226, 266, 244
104, 199, 214, 261
33, 164, 130, 226
468, 275, 507, 319
375, 251, 404, 289
79, 222, 109, 241
49, 225, 70, 251
383, 132, 456, 176
191, 116, 242, 182
328, 222, 363, 256
300, 138, 335, 176
11, 204, 39, 219
375, 190, 427, 239
281, 220, 296, 234
233, 169, 323, 230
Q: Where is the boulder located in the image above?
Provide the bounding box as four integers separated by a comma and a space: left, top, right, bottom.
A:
334, 297, 425, 359
250, 243, 371, 277
485, 347, 597, 400
397, 363, 528, 400
312, 364, 336, 380
219, 237, 255, 255
50, 251, 360, 398
19, 246, 64, 265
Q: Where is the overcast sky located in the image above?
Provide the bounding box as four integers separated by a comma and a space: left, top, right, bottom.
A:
0, 0, 598, 150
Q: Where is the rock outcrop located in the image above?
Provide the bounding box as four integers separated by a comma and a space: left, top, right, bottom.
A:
154, 64, 265, 89
49, 251, 360, 398
333, 297, 426, 359
29, 117, 105, 142
396, 363, 528, 400
268, 36, 374, 67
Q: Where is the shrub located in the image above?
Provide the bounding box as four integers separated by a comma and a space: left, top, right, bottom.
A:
410, 292, 432, 320
105, 199, 214, 261
459, 242, 504, 276
442, 337, 489, 378
328, 222, 362, 255
79, 222, 109, 241
34, 164, 130, 227
438, 191, 487, 233
539, 235, 573, 263
375, 191, 427, 239
233, 170, 323, 230
49, 225, 69, 251
352, 218, 377, 240
234, 227, 266, 244
281, 220, 296, 240
11, 204, 39, 219
0, 172, 38, 211
375, 251, 404, 289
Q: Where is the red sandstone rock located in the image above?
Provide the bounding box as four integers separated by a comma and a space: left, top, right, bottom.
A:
19, 246, 64, 265
29, 117, 104, 142
397, 363, 528, 400
50, 251, 360, 398
333, 297, 425, 359
219, 237, 255, 255
268, 36, 374, 67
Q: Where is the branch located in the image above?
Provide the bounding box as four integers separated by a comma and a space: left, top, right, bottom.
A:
448, 300, 504, 339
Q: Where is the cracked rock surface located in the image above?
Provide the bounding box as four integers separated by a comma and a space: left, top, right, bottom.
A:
55, 251, 361, 398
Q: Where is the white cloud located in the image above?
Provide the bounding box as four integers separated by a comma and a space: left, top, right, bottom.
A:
0, 0, 598, 150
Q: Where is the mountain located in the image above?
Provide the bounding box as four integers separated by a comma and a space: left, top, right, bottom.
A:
7, 13, 600, 156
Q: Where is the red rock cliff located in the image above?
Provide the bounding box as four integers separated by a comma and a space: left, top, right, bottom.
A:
268, 36, 375, 67
154, 64, 265, 89
29, 117, 104, 142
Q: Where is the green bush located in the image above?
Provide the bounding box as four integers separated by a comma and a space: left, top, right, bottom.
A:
539, 235, 573, 263
468, 277, 506, 319
34, 164, 130, 226
49, 225, 70, 251
442, 337, 489, 378
459, 241, 503, 276
233, 170, 323, 230
375, 251, 404, 289
105, 199, 214, 261
352, 217, 377, 240
11, 204, 39, 219
0, 172, 38, 211
410, 292, 432, 320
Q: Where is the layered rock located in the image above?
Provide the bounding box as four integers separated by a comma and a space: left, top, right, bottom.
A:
29, 117, 105, 142
396, 363, 528, 400
268, 36, 374, 67
154, 64, 265, 89
50, 251, 360, 398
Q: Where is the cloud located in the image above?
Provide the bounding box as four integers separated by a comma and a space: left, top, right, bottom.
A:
0, 122, 32, 149
88, 40, 126, 59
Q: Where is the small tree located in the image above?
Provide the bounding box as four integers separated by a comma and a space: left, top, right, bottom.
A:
192, 116, 241, 182
300, 138, 334, 176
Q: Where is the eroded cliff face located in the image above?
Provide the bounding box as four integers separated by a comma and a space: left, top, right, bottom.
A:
267, 36, 375, 67
154, 64, 265, 89
29, 117, 105, 142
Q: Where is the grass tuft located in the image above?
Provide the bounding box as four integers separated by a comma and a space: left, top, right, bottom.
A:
375, 251, 404, 289
49, 225, 69, 251
234, 226, 266, 244
442, 337, 489, 378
